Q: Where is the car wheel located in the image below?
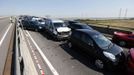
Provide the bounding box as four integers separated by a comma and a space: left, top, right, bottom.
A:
35, 29, 38, 32
119, 41, 126, 46
95, 59, 104, 70
53, 35, 59, 41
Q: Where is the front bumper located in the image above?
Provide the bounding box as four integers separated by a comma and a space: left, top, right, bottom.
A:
105, 52, 126, 69
56, 34, 70, 39
56, 32, 71, 39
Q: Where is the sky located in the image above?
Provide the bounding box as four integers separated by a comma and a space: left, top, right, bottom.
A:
0, 0, 134, 18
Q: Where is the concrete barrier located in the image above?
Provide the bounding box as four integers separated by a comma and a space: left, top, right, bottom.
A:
18, 28, 38, 75
14, 17, 38, 75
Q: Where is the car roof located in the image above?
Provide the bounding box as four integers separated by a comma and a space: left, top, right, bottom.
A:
67, 20, 78, 23
73, 23, 87, 26
76, 29, 100, 36
51, 20, 64, 23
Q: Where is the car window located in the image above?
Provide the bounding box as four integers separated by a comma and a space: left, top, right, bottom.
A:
72, 24, 81, 29
30, 21, 38, 25
69, 24, 75, 28
69, 24, 79, 28
92, 34, 112, 49
82, 34, 93, 44
45, 20, 51, 26
48, 22, 53, 29
81, 25, 93, 30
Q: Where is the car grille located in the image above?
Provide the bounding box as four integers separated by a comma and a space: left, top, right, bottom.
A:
59, 32, 70, 35
115, 52, 126, 64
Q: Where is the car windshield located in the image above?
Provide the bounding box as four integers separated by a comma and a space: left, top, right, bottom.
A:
30, 21, 38, 25
53, 23, 65, 28
92, 34, 112, 49
38, 20, 44, 22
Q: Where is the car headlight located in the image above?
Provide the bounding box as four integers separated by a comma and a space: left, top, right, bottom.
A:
103, 51, 116, 62
53, 30, 57, 35
39, 26, 42, 29
69, 31, 72, 35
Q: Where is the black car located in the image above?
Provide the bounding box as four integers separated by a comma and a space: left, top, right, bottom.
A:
67, 20, 78, 25
36, 19, 46, 31
68, 29, 125, 69
21, 20, 39, 31
68, 23, 93, 30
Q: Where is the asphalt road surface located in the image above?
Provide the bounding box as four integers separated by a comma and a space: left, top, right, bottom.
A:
23, 29, 128, 75
0, 17, 15, 75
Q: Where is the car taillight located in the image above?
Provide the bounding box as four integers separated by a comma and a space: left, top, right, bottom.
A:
114, 32, 117, 34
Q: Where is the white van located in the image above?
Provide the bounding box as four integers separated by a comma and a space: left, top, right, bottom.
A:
45, 19, 71, 40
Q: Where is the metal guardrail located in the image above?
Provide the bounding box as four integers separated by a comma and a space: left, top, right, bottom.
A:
79, 20, 134, 31
90, 24, 134, 31
14, 18, 23, 75
14, 17, 38, 75
86, 24, 133, 35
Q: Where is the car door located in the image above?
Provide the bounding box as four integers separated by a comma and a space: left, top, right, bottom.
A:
71, 31, 82, 47
80, 33, 96, 55
45, 20, 51, 31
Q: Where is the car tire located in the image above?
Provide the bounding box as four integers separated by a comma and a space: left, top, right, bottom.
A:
119, 41, 126, 46
95, 59, 104, 70
53, 35, 59, 41
35, 29, 38, 32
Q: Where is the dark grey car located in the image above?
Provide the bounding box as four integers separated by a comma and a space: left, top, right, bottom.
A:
68, 29, 125, 70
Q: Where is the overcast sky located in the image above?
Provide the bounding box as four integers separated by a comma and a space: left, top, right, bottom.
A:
0, 0, 134, 18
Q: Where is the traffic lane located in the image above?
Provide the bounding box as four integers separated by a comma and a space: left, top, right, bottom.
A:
0, 17, 10, 38
0, 17, 12, 75
24, 34, 53, 75
27, 31, 125, 75
0, 23, 15, 75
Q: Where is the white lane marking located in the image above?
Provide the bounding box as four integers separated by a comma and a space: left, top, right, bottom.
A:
36, 60, 39, 63
33, 52, 36, 56
0, 24, 12, 46
26, 36, 45, 75
26, 31, 59, 75
34, 56, 37, 60
37, 64, 42, 70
